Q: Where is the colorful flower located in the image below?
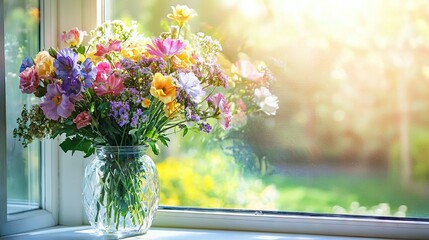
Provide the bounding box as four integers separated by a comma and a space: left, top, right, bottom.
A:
34, 51, 55, 78
94, 40, 122, 57
147, 38, 186, 59
19, 66, 39, 94
54, 48, 82, 95
19, 57, 34, 73
54, 48, 79, 81
142, 98, 151, 108
73, 111, 91, 129
93, 62, 125, 96
109, 101, 130, 127
209, 93, 232, 130
172, 48, 196, 69
165, 101, 180, 117
167, 5, 197, 27
40, 83, 75, 120
176, 72, 205, 102
130, 109, 143, 128
235, 59, 264, 81
121, 40, 148, 61
60, 27, 86, 47
62, 77, 82, 96
80, 58, 97, 88
150, 73, 177, 104
254, 87, 279, 116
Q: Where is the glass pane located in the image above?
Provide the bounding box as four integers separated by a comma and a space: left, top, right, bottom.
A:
5, 0, 41, 214
107, 0, 429, 218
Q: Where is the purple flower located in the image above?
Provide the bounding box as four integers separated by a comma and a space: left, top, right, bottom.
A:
40, 83, 75, 120
130, 109, 143, 128
210, 64, 229, 88
80, 58, 97, 88
147, 38, 186, 59
199, 122, 212, 133
54, 48, 79, 80
54, 48, 82, 95
19, 57, 34, 73
185, 107, 200, 122
62, 77, 82, 96
109, 101, 130, 127
176, 72, 205, 102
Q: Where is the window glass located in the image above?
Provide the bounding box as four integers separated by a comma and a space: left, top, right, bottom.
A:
107, 0, 429, 218
4, 0, 41, 214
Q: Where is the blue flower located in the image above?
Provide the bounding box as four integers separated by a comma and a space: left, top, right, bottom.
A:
80, 58, 97, 88
19, 57, 34, 73
62, 77, 82, 96
54, 48, 79, 79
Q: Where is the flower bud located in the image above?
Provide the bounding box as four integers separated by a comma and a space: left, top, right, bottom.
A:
170, 26, 179, 39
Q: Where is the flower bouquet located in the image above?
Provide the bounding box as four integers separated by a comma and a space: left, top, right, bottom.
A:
13, 4, 278, 235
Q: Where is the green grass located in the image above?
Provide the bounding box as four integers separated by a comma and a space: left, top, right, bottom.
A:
263, 172, 429, 217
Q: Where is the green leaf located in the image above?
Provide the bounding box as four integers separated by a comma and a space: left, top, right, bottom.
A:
146, 126, 159, 139
159, 136, 169, 147
183, 127, 189, 137
148, 142, 159, 155
129, 129, 138, 145
59, 136, 94, 157
77, 45, 85, 55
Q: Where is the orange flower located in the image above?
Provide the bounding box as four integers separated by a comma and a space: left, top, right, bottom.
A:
150, 73, 176, 104
142, 98, 151, 108
172, 49, 196, 69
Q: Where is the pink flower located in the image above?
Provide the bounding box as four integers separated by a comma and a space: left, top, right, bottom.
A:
73, 111, 91, 129
94, 40, 122, 57
19, 66, 39, 94
209, 93, 232, 130
60, 27, 86, 47
147, 38, 186, 58
40, 83, 75, 120
235, 59, 264, 81
232, 98, 248, 128
236, 98, 247, 111
92, 62, 124, 96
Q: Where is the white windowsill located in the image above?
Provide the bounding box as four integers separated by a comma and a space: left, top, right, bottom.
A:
1, 226, 386, 240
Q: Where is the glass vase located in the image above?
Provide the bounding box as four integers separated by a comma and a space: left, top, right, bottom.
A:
83, 146, 160, 236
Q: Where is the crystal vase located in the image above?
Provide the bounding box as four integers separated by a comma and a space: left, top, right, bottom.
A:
83, 146, 160, 236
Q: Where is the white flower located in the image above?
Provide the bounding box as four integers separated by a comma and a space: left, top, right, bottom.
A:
254, 87, 279, 115
176, 72, 206, 102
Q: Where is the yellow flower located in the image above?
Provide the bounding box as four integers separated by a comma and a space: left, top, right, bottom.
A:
34, 51, 55, 78
150, 73, 177, 104
78, 53, 86, 63
86, 50, 103, 64
172, 48, 196, 69
167, 5, 197, 27
164, 101, 180, 117
121, 39, 149, 61
142, 98, 151, 108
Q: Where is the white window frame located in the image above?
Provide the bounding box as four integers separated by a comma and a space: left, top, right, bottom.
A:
0, 0, 59, 236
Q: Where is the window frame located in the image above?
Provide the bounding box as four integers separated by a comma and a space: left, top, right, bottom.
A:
0, 0, 58, 236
